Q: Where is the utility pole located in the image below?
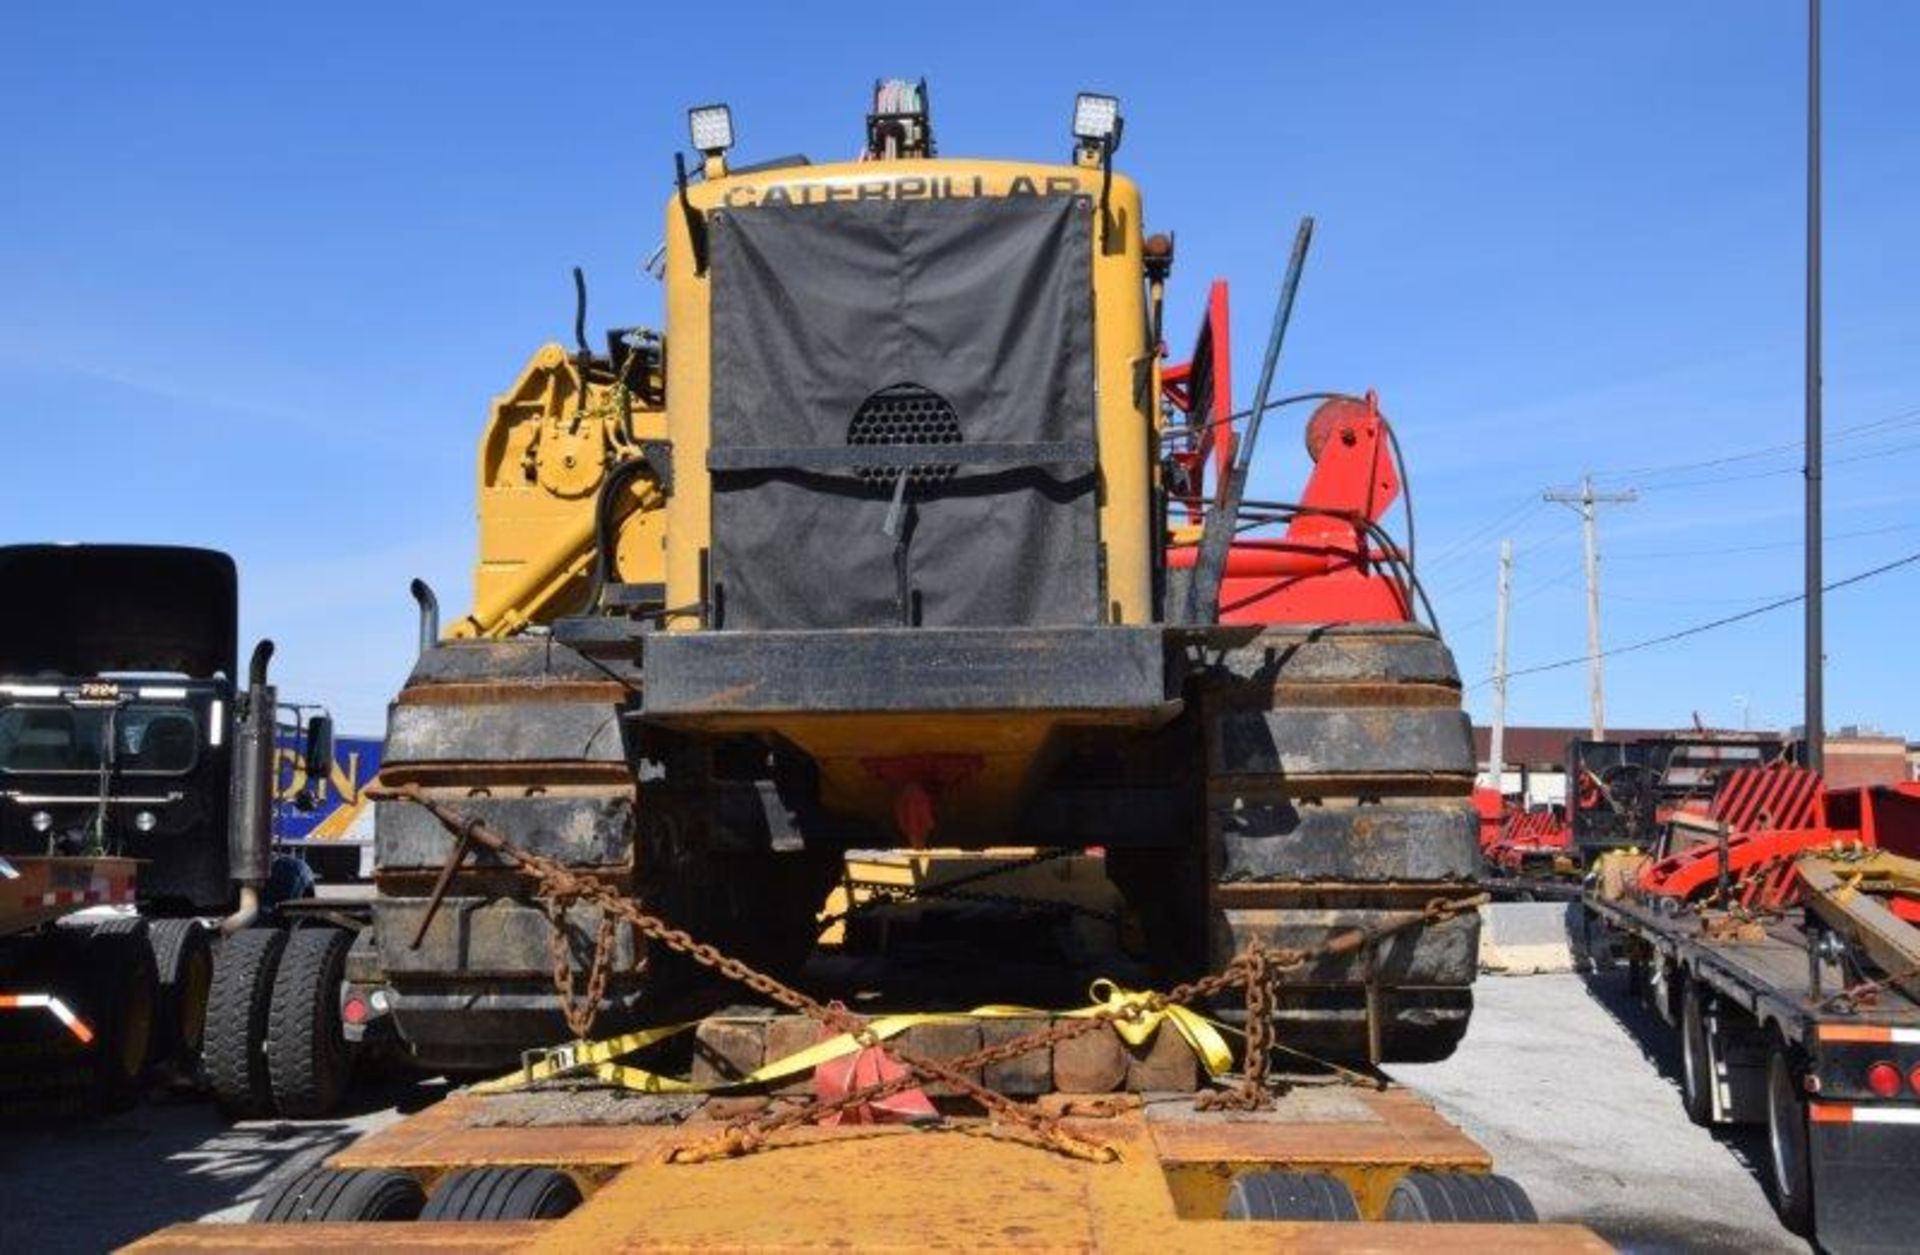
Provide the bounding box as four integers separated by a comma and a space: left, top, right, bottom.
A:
1488, 538, 1513, 795
1805, 0, 1825, 773
1545, 475, 1637, 741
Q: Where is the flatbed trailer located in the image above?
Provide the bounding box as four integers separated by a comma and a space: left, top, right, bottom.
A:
128, 1066, 1604, 1251
1588, 890, 1920, 1252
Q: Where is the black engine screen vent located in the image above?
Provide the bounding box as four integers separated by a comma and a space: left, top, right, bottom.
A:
848, 383, 962, 487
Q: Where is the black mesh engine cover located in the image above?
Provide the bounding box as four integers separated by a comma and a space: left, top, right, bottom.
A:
707, 194, 1099, 630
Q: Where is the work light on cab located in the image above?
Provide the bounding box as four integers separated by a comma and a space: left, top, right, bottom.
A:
1072, 91, 1122, 157
687, 103, 734, 156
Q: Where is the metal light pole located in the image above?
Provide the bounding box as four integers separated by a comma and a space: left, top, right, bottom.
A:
1804, 0, 1826, 773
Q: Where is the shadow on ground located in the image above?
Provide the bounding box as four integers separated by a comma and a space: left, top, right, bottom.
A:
0, 1073, 441, 1253
1576, 960, 1783, 1226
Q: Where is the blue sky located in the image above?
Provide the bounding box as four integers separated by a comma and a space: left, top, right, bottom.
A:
3, 3, 1915, 736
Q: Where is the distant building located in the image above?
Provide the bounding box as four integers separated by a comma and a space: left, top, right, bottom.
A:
1819, 726, 1912, 790
1478, 723, 1914, 807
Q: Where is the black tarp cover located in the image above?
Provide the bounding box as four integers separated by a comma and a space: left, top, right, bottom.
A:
708, 194, 1099, 629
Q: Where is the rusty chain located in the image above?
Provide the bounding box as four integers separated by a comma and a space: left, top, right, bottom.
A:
1196, 944, 1278, 1111
387, 784, 1486, 1165
548, 905, 621, 1040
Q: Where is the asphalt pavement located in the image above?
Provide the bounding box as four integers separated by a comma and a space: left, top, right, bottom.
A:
1393, 969, 1806, 1254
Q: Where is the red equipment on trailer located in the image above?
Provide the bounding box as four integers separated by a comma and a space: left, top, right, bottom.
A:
1634, 764, 1828, 908
1487, 809, 1575, 878
1161, 285, 1418, 626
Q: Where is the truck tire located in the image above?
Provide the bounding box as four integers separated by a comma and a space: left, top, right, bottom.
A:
419, 1165, 583, 1221
75, 924, 159, 1110
253, 1166, 426, 1222
1680, 979, 1714, 1127
205, 928, 288, 1118
1648, 957, 1681, 1028
266, 927, 355, 1117
147, 919, 214, 1072
1765, 1033, 1814, 1235
1223, 1171, 1360, 1221
1385, 1172, 1537, 1222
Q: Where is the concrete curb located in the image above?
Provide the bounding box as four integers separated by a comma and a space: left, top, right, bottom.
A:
1478, 901, 1583, 975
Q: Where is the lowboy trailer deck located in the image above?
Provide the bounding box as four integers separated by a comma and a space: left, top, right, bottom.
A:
128, 1061, 1604, 1251
129, 803, 1597, 1248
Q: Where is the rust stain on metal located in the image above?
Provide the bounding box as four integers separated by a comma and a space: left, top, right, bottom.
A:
374, 761, 636, 789
692, 679, 763, 710
1265, 683, 1460, 710
396, 681, 632, 706
123, 1221, 542, 1252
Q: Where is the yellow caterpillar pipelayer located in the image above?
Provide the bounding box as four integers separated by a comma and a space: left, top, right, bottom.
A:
369, 84, 1482, 1076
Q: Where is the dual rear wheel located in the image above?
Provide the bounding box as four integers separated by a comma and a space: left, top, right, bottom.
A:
254, 1165, 581, 1224
1678, 976, 1814, 1236
1223, 1170, 1537, 1223
205, 925, 355, 1119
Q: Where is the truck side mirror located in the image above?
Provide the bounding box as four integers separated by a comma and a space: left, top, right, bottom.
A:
303, 714, 334, 786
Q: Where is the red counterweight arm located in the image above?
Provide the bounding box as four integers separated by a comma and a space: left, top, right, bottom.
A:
1281, 392, 1401, 566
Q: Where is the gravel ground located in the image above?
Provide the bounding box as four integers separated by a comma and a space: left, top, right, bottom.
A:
0, 971, 1804, 1252
1393, 969, 1806, 1254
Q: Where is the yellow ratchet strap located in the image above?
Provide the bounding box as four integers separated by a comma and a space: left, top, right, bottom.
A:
469, 978, 1233, 1096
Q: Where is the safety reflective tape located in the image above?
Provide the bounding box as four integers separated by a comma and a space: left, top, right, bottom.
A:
1817, 1024, 1920, 1045
1811, 1102, 1920, 1125
0, 994, 95, 1044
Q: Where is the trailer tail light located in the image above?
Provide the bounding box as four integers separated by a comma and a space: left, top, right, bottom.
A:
1909, 1064, 1920, 1095
1866, 1060, 1902, 1098
342, 995, 369, 1026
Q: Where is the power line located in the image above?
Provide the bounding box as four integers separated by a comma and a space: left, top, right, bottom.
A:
1608, 587, 1797, 607
1422, 496, 1547, 572
1610, 521, 1920, 562
1453, 570, 1581, 631
1426, 513, 1581, 602
1471, 545, 1920, 689
1634, 435, 1920, 493
1592, 405, 1920, 483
